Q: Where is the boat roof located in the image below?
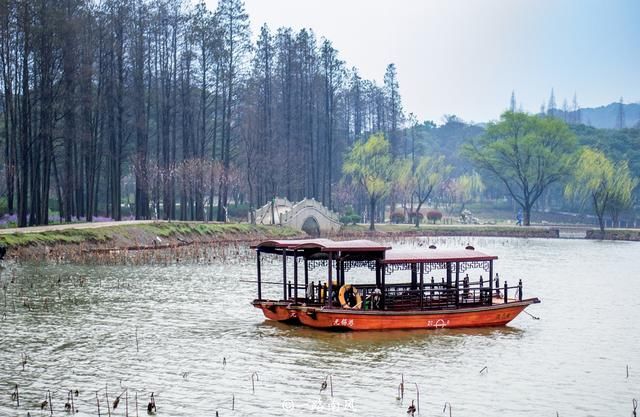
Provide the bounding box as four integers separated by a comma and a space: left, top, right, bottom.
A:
383, 248, 498, 264
252, 238, 391, 253
253, 239, 496, 263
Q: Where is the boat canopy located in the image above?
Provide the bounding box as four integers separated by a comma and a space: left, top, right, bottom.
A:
253, 239, 495, 263
252, 238, 391, 253
383, 248, 498, 264
251, 238, 334, 250
251, 238, 501, 306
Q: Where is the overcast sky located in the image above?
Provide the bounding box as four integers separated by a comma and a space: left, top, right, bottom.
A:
233, 0, 640, 123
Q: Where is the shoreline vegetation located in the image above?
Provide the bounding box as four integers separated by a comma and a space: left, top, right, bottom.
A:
0, 222, 303, 262
0, 220, 638, 262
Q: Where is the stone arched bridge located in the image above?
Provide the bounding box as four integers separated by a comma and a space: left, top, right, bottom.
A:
253, 198, 341, 235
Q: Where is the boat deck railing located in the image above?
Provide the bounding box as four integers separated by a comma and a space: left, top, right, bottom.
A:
297, 279, 525, 311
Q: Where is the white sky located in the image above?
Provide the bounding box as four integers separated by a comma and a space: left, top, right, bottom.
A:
214, 0, 640, 123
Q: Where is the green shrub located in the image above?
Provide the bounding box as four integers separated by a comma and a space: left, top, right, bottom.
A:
408, 211, 424, 224
227, 204, 250, 220
427, 210, 442, 224
0, 197, 8, 216
390, 211, 405, 224
340, 205, 361, 225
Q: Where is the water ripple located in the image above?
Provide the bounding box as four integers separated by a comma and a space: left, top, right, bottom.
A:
1, 237, 639, 416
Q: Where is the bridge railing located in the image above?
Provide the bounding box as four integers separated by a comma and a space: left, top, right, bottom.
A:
253, 197, 294, 224
280, 198, 340, 225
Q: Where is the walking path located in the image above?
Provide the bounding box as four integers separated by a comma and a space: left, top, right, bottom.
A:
0, 220, 160, 234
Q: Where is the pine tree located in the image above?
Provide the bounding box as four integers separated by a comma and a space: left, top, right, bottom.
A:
547, 88, 556, 117
320, 39, 343, 209
0, 0, 407, 227
216, 0, 251, 221
384, 63, 402, 155
571, 92, 581, 125
350, 68, 363, 142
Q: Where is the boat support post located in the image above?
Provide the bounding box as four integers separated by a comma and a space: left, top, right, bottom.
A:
419, 263, 424, 310
454, 261, 460, 287
381, 262, 386, 309
327, 252, 333, 308
304, 257, 309, 302
293, 250, 299, 302
489, 260, 493, 305
411, 263, 417, 289
256, 249, 262, 300
282, 250, 287, 300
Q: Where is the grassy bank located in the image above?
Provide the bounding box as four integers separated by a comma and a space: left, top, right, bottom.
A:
586, 228, 640, 241
3, 220, 636, 264
0, 221, 562, 251
0, 221, 301, 251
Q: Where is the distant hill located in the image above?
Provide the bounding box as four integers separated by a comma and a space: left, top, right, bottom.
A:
558, 102, 640, 129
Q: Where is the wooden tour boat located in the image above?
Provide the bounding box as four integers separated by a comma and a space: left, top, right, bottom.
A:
251, 238, 540, 331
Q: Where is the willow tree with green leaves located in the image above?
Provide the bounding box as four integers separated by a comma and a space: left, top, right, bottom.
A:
464, 112, 576, 225
565, 148, 638, 233
400, 155, 452, 227
607, 161, 637, 226
440, 172, 485, 215
343, 133, 394, 231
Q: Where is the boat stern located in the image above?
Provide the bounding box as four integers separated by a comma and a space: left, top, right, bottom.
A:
253, 300, 299, 323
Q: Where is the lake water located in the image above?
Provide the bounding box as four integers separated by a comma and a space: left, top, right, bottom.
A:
1, 237, 639, 417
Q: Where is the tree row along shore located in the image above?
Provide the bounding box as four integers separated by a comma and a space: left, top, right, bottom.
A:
0, 221, 637, 262
1, 0, 638, 234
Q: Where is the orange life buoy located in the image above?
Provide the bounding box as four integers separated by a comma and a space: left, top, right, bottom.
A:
338, 284, 362, 310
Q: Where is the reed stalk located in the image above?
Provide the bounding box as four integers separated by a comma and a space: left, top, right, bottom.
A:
251, 372, 259, 394
106, 385, 112, 417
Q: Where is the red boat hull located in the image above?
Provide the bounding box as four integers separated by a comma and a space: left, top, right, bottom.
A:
295, 299, 539, 331
253, 301, 299, 323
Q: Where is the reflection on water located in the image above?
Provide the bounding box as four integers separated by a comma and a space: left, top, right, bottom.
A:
259, 320, 525, 350
0, 237, 639, 417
